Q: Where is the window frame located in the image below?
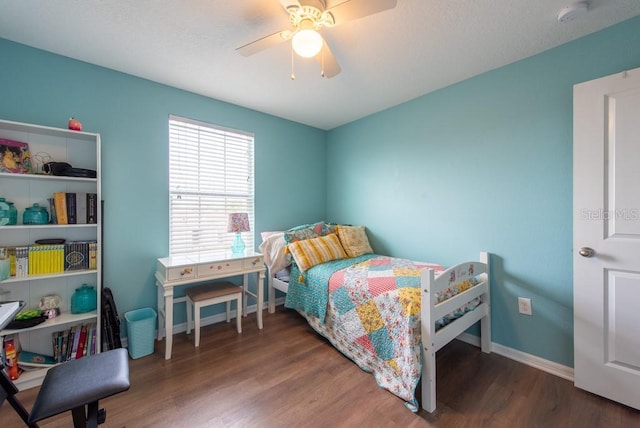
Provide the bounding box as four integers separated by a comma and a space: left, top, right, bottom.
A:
168, 115, 255, 256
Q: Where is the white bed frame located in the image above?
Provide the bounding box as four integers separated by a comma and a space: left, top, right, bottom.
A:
267, 251, 491, 413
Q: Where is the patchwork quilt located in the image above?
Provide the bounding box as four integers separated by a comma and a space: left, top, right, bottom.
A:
285, 255, 480, 411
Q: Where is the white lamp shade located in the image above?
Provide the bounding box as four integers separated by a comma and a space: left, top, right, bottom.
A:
292, 29, 323, 58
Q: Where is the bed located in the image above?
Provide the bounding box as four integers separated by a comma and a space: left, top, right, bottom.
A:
261, 222, 491, 413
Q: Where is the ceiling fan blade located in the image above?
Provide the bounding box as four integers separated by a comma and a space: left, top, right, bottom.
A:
316, 40, 341, 78
326, 0, 397, 26
278, 0, 301, 13
236, 30, 292, 57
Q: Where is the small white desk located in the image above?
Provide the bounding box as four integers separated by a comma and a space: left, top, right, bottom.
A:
155, 251, 265, 359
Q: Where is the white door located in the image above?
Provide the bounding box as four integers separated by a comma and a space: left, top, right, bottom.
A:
574, 67, 640, 410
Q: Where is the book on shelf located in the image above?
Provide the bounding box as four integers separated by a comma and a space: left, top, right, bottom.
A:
70, 324, 81, 360
53, 192, 68, 225
15, 246, 29, 278
52, 322, 97, 363
60, 330, 69, 363
18, 350, 57, 368
90, 323, 97, 355
65, 240, 96, 271
50, 192, 97, 225
1, 241, 97, 278
89, 242, 98, 270
52, 331, 60, 361
66, 192, 77, 224
75, 325, 87, 359
87, 193, 98, 224
82, 325, 90, 358
83, 323, 95, 358
27, 244, 65, 275
48, 197, 58, 225
66, 326, 77, 361
76, 192, 87, 225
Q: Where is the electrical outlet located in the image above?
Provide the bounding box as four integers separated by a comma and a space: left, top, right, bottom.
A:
518, 297, 532, 315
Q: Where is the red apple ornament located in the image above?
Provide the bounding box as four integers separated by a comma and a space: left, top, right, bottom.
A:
68, 117, 83, 131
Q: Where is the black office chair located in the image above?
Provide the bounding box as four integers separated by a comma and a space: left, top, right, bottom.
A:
1, 347, 130, 427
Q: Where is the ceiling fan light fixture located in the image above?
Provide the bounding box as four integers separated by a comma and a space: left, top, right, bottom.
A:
292, 29, 323, 58
237, 0, 399, 78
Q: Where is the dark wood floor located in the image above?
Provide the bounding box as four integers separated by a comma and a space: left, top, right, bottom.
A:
2, 307, 639, 427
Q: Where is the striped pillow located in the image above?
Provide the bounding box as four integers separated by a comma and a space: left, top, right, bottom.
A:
287, 233, 347, 272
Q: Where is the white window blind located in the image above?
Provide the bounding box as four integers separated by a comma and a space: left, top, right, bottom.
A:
169, 115, 254, 256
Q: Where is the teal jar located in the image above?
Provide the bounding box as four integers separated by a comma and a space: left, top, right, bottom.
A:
23, 203, 49, 225
0, 198, 9, 226
7, 201, 17, 225
71, 284, 97, 314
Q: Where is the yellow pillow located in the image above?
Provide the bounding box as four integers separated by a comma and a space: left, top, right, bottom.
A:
288, 233, 347, 272
336, 225, 373, 258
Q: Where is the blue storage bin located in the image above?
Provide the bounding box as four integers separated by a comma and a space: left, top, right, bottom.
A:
124, 307, 157, 359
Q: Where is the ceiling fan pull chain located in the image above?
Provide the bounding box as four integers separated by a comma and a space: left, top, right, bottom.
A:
290, 44, 296, 80
320, 44, 325, 77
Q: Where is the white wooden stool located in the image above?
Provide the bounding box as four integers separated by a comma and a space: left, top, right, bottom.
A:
185, 281, 243, 347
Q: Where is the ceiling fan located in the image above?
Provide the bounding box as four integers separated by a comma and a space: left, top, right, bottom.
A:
236, 0, 398, 79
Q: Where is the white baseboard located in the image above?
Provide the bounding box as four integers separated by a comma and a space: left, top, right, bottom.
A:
457, 332, 574, 382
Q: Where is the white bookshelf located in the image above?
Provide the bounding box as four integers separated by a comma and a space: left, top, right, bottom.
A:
0, 119, 102, 390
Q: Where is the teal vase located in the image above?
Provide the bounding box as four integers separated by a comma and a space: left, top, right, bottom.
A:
230, 233, 246, 253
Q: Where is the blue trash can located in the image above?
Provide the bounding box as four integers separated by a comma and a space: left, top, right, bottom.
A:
124, 307, 157, 359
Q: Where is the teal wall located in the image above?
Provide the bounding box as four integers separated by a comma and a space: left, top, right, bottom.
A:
326, 16, 640, 367
0, 38, 326, 326
2, 15, 640, 367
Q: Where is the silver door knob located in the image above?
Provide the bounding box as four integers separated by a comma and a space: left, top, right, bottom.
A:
579, 247, 595, 258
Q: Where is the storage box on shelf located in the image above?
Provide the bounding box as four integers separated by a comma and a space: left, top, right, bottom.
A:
0, 119, 102, 390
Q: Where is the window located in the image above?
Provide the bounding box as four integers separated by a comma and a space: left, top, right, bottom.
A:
168, 115, 254, 256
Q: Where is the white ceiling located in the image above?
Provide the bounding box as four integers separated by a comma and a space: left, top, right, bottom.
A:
1, 1, 639, 130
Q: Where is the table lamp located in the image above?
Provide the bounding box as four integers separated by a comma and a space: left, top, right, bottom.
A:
227, 212, 250, 253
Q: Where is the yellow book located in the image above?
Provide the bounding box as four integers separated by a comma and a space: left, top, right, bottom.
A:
53, 192, 67, 225
45, 246, 52, 274
89, 242, 97, 270
9, 247, 16, 276
41, 247, 45, 274
28, 246, 35, 275
57, 245, 64, 273
35, 246, 41, 275
36, 246, 42, 275
41, 246, 47, 274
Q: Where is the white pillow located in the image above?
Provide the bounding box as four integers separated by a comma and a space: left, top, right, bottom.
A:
259, 231, 291, 274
